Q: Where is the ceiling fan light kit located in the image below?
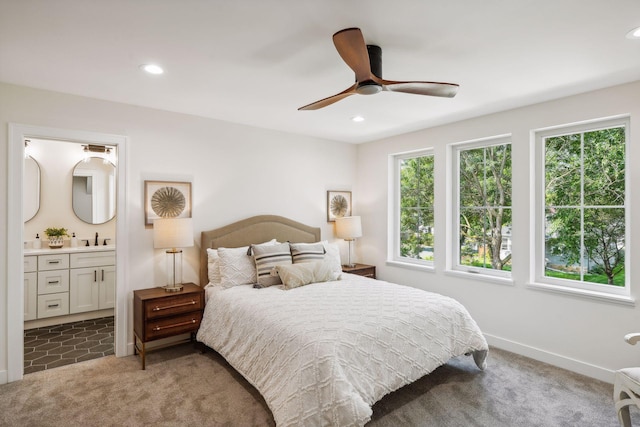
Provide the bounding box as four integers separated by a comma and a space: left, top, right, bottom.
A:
299, 27, 459, 111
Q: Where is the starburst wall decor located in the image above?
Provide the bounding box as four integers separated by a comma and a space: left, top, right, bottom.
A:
327, 190, 351, 222
144, 180, 192, 226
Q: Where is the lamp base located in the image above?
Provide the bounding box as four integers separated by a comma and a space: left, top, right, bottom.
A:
162, 284, 184, 293
343, 263, 357, 268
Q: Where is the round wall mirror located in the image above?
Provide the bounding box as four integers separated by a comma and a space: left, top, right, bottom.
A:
72, 157, 116, 224
24, 156, 41, 222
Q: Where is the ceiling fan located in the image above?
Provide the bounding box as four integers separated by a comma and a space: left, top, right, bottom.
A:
298, 27, 459, 111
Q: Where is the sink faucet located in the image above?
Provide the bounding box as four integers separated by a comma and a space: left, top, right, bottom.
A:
95, 232, 99, 246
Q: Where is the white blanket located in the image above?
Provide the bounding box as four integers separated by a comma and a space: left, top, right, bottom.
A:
197, 274, 488, 427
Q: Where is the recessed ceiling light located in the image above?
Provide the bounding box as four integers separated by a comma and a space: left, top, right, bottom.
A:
141, 64, 164, 75
351, 115, 365, 122
626, 26, 640, 39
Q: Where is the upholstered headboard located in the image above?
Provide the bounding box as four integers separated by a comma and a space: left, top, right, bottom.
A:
199, 215, 321, 286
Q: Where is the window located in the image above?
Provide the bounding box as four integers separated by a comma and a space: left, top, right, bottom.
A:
533, 116, 629, 298
451, 136, 512, 278
390, 150, 435, 267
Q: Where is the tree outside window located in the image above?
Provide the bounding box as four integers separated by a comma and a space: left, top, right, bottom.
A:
544, 126, 625, 287
457, 143, 512, 273
397, 153, 435, 264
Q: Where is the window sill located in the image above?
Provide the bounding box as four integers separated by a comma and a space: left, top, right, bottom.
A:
527, 282, 635, 307
386, 260, 435, 273
445, 269, 514, 286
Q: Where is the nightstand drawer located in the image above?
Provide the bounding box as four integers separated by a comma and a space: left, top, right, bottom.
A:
145, 312, 203, 341
145, 293, 203, 319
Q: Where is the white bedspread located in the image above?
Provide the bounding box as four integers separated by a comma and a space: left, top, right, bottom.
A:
196, 274, 488, 427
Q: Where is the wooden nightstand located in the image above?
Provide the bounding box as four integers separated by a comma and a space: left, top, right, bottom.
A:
133, 282, 204, 369
342, 263, 376, 279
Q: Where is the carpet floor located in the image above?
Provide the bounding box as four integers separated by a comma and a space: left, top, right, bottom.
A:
0, 344, 632, 426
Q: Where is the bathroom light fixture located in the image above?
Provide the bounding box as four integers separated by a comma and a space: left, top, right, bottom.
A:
141, 64, 164, 75
335, 216, 362, 268
626, 26, 640, 39
153, 217, 194, 292
351, 115, 365, 122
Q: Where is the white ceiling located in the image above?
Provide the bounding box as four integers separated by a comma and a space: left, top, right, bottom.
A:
1, 1, 640, 143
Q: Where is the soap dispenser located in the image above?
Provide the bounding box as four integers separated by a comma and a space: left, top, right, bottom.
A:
71, 232, 78, 247
33, 233, 41, 249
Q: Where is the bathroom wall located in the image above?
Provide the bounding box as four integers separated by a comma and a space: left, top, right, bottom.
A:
24, 138, 116, 248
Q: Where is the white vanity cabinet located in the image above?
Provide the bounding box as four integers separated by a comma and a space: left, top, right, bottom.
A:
23, 247, 115, 323
69, 251, 115, 314
36, 253, 71, 319
24, 256, 38, 321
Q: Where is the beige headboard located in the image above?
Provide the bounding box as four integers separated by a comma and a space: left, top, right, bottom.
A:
199, 215, 321, 286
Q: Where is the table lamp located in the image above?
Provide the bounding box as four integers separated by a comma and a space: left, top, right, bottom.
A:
153, 217, 194, 292
335, 216, 362, 268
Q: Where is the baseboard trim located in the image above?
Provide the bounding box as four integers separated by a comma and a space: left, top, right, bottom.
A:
0, 369, 7, 385
485, 333, 615, 384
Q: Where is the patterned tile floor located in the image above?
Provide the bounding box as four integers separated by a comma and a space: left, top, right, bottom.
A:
24, 316, 114, 374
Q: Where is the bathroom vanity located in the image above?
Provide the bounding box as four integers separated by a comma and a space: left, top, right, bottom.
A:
24, 245, 115, 328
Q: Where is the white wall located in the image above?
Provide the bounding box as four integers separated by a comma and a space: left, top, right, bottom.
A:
0, 82, 356, 382
355, 80, 640, 382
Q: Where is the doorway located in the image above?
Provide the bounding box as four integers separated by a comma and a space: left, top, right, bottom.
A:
7, 124, 128, 382
23, 138, 117, 373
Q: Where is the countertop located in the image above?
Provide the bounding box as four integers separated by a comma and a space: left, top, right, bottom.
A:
24, 244, 116, 256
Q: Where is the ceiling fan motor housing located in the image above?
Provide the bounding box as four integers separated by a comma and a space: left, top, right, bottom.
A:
356, 45, 383, 95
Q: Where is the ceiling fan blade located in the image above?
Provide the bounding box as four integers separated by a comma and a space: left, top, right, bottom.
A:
332, 28, 372, 83
377, 78, 459, 98
298, 84, 358, 110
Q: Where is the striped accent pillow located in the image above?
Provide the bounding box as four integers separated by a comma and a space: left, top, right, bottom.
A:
290, 242, 326, 264
252, 242, 292, 287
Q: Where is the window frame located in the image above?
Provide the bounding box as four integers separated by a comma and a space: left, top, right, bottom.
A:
448, 134, 513, 279
388, 148, 436, 269
530, 115, 631, 301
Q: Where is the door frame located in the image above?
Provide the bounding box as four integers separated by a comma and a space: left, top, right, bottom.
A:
7, 123, 128, 382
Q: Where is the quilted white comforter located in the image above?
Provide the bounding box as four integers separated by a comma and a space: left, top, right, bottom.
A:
196, 274, 488, 427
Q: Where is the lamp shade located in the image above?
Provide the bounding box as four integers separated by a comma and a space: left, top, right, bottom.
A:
335, 216, 362, 240
153, 217, 194, 249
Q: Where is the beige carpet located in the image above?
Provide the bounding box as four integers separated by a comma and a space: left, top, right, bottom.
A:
0, 344, 629, 426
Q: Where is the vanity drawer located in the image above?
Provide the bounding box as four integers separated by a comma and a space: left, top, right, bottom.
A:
38, 253, 70, 271
70, 251, 115, 268
24, 256, 37, 273
38, 270, 70, 295
37, 292, 70, 318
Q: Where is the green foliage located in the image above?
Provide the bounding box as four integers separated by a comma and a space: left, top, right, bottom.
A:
44, 227, 68, 237
399, 156, 434, 259
459, 144, 512, 270
544, 127, 626, 286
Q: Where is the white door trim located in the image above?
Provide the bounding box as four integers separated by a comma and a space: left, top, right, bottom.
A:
7, 123, 129, 382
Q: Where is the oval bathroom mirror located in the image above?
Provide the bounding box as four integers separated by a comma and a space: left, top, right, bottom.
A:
24, 156, 41, 222
72, 157, 116, 224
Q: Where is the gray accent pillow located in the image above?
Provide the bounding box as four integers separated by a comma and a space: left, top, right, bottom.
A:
252, 242, 292, 287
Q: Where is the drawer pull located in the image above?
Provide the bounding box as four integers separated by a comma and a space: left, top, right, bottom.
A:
152, 300, 196, 311
48, 280, 60, 284
152, 319, 197, 331
47, 303, 60, 308
47, 260, 60, 264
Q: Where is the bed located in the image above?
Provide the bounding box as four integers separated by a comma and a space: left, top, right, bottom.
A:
197, 215, 489, 427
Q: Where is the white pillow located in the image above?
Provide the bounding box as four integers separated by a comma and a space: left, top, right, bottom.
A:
321, 240, 342, 280
206, 248, 221, 285
218, 239, 277, 288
